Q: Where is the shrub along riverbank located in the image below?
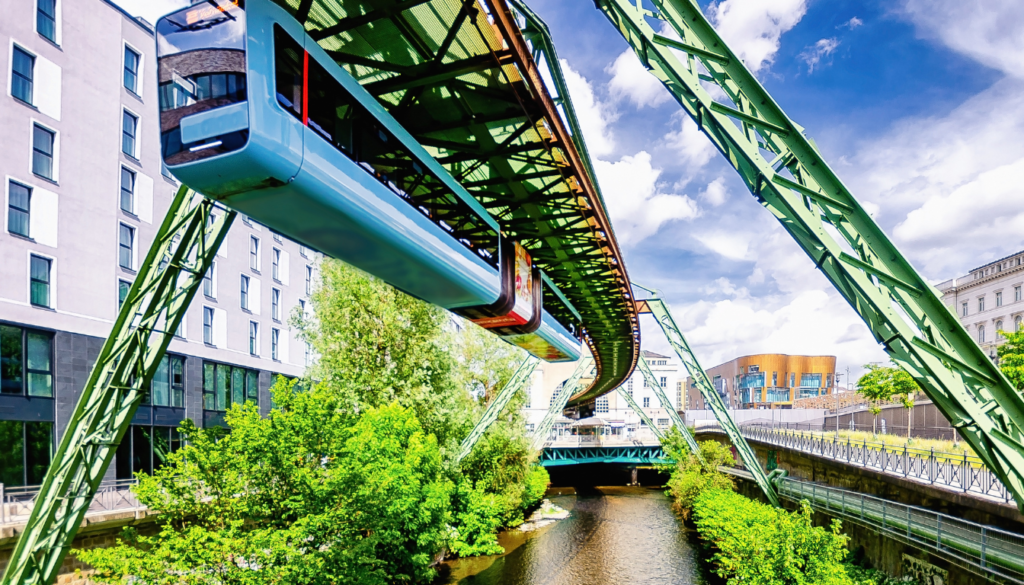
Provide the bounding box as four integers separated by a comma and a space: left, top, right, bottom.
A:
77, 259, 551, 584
662, 430, 914, 585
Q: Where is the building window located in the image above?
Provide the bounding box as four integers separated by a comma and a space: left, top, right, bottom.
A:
12, 47, 34, 104
660, 376, 667, 388
272, 231, 282, 243
979, 297, 985, 312
29, 255, 51, 308
122, 110, 138, 157
0, 420, 53, 487
997, 291, 1003, 307
962, 302, 968, 317
120, 167, 135, 214
979, 325, 986, 344
203, 306, 214, 344
271, 328, 279, 360
114, 424, 182, 480
1017, 286, 1022, 302
119, 223, 134, 270
0, 325, 53, 397
250, 236, 259, 271
123, 46, 140, 94
299, 298, 305, 313
249, 321, 259, 356
627, 377, 633, 397
271, 288, 280, 320
1017, 316, 1023, 331
202, 362, 259, 412
596, 395, 608, 413
118, 279, 131, 307
790, 372, 796, 387
150, 355, 185, 407
37, 0, 57, 42
658, 418, 669, 427
203, 263, 215, 298
8, 180, 31, 237
240, 275, 250, 310
643, 397, 650, 408
996, 320, 1004, 340
32, 124, 55, 180
305, 265, 312, 295
272, 248, 281, 281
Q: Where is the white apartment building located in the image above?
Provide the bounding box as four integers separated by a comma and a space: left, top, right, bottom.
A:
0, 0, 315, 487
522, 350, 683, 438
937, 250, 1024, 360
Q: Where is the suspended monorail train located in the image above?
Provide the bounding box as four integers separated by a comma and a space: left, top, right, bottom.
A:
156, 0, 582, 361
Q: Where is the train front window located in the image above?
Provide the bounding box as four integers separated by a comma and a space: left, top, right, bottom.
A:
157, 0, 248, 165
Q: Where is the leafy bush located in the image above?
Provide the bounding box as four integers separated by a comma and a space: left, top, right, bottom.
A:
665, 438, 735, 518
693, 489, 853, 585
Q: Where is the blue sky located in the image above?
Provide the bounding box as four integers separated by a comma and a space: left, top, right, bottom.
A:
122, 0, 1024, 380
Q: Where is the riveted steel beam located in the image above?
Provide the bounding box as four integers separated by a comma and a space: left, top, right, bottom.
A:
531, 358, 592, 451
636, 355, 699, 456
457, 357, 539, 462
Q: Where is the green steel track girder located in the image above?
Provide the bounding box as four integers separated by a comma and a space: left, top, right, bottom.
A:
636, 354, 699, 455
1, 188, 234, 585
642, 298, 779, 507
615, 385, 665, 442
457, 357, 539, 462
597, 0, 1024, 511
531, 358, 593, 451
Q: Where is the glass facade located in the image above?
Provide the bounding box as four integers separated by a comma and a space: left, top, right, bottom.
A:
738, 372, 764, 389
115, 424, 183, 480
202, 361, 258, 412
0, 421, 52, 487
800, 373, 822, 388
8, 181, 31, 237
147, 354, 185, 407
1, 325, 53, 397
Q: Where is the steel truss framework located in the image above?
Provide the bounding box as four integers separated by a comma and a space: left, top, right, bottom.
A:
598, 0, 1024, 511
277, 0, 640, 401
539, 445, 669, 467
2, 188, 234, 585
639, 298, 780, 506
456, 356, 539, 462
636, 354, 699, 455
530, 358, 592, 451
615, 384, 664, 442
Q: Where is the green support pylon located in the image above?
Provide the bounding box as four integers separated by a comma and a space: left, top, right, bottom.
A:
1, 188, 234, 585
642, 298, 779, 507
615, 385, 665, 442
596, 0, 1024, 511
531, 358, 592, 451
457, 357, 539, 462
636, 355, 699, 455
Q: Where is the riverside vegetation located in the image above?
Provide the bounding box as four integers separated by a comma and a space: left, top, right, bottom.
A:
662, 430, 914, 585
77, 259, 549, 584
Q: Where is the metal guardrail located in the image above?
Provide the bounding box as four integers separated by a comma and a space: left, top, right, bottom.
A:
779, 476, 1024, 583
1, 479, 141, 527
700, 423, 1013, 504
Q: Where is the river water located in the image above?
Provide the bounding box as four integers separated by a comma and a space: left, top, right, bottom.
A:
437, 486, 709, 585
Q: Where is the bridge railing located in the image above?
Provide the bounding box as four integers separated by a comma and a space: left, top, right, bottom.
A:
700, 422, 1013, 504
1, 479, 141, 527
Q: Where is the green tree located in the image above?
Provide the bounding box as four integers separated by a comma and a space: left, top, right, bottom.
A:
997, 327, 1024, 392
663, 434, 735, 519
856, 362, 918, 436
77, 383, 452, 585
451, 320, 525, 403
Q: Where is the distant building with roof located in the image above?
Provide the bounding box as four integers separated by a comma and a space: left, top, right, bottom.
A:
684, 354, 837, 410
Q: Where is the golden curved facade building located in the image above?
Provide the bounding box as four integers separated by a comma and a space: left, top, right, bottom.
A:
684, 354, 836, 410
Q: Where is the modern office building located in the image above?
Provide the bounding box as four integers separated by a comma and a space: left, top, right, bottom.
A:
1, 0, 314, 487
936, 250, 1024, 360
522, 351, 683, 438
684, 354, 837, 410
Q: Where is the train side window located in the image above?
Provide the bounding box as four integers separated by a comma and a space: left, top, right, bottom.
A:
273, 25, 303, 119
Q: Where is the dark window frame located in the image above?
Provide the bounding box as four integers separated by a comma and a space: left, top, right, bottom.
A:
202, 360, 259, 413
0, 420, 54, 487
118, 223, 135, 270
122, 109, 138, 158
11, 46, 35, 105
120, 166, 135, 214
29, 255, 51, 308
36, 0, 57, 43
203, 263, 215, 298
271, 328, 279, 360
203, 306, 214, 345
0, 323, 54, 397
249, 236, 259, 271
8, 180, 31, 238
271, 287, 280, 321
123, 45, 140, 94
249, 321, 258, 356
118, 279, 131, 308
32, 124, 55, 181
240, 274, 249, 310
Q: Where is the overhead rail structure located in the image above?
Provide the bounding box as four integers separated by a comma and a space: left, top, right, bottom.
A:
596, 0, 1024, 511
615, 384, 665, 443
636, 354, 699, 455
531, 358, 593, 451
456, 356, 539, 462
280, 0, 640, 401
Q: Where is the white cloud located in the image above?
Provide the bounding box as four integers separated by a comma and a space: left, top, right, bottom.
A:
707, 0, 808, 73
799, 38, 840, 73
665, 115, 716, 169
699, 177, 729, 207
560, 59, 617, 157
596, 152, 699, 246
838, 17, 863, 30
112, 0, 186, 24
607, 50, 672, 109
900, 0, 1024, 78
694, 231, 749, 261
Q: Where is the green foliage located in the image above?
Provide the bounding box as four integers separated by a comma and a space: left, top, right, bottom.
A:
856, 362, 919, 434
997, 327, 1024, 392
664, 437, 735, 518
78, 387, 452, 584
693, 489, 854, 585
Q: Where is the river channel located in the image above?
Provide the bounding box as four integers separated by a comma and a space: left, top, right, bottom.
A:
437, 484, 709, 585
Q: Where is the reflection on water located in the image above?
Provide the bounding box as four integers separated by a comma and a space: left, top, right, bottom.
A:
439, 486, 708, 585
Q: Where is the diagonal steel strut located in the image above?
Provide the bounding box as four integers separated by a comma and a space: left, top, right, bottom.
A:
1, 188, 235, 585
457, 356, 539, 462
531, 358, 593, 451
636, 354, 700, 456
616, 384, 665, 442
595, 0, 1024, 512
640, 298, 779, 506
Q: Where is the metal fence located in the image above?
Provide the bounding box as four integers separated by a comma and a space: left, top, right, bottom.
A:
784, 418, 959, 441
778, 476, 1024, 583
700, 422, 1013, 504
1, 478, 141, 526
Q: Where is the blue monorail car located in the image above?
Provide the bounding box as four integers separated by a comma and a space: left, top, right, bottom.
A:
156, 0, 581, 361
